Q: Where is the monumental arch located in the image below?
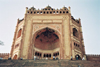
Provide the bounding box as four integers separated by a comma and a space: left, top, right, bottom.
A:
10, 6, 85, 60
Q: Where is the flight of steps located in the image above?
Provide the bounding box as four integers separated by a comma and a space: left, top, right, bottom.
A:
0, 59, 100, 67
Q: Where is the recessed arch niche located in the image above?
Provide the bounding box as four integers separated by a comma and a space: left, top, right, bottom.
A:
13, 54, 17, 60
33, 27, 60, 50
73, 28, 79, 38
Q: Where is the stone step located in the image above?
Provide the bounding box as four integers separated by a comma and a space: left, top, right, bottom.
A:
0, 60, 100, 67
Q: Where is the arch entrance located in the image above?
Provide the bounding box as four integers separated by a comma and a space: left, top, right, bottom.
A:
33, 27, 61, 59
75, 55, 82, 60
13, 55, 17, 60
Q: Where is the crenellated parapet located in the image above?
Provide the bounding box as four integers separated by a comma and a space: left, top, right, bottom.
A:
87, 54, 100, 56
25, 5, 70, 15
0, 53, 9, 59
86, 54, 100, 61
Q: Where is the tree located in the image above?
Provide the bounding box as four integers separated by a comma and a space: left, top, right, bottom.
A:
0, 40, 4, 45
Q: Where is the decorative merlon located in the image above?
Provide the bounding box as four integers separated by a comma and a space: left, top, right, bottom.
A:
25, 6, 70, 15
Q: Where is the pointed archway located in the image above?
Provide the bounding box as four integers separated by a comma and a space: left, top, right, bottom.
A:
13, 55, 17, 60
32, 27, 61, 59
34, 27, 60, 50
75, 55, 82, 60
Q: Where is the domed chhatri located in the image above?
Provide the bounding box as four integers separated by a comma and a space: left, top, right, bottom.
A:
46, 5, 52, 9
29, 6, 36, 10
43, 5, 54, 10
62, 6, 68, 10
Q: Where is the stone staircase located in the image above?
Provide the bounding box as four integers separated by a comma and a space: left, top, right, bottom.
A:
0, 59, 100, 67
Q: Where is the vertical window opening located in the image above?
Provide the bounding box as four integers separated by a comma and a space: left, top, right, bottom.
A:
17, 29, 22, 38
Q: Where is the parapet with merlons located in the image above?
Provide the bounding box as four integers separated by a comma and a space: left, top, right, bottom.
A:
25, 5, 79, 25
25, 5, 69, 15
86, 54, 100, 61
0, 53, 9, 59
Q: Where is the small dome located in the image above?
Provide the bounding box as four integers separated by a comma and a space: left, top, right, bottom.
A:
30, 6, 36, 10
45, 5, 52, 9
43, 5, 53, 10
62, 6, 68, 10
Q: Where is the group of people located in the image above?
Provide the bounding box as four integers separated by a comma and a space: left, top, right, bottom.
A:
0, 57, 23, 60
0, 56, 85, 60
34, 56, 86, 61
34, 56, 59, 61
71, 56, 85, 60
0, 57, 3, 60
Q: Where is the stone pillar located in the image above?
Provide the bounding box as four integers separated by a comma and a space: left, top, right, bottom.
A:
42, 53, 44, 59
10, 18, 19, 58
72, 50, 75, 60
63, 15, 71, 59
68, 6, 71, 14
21, 14, 33, 59
25, 7, 28, 14
51, 53, 53, 59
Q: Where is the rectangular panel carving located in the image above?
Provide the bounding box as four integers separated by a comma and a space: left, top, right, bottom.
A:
43, 20, 52, 23
33, 20, 42, 23
53, 20, 62, 23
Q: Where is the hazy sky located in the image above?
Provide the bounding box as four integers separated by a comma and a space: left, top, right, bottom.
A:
0, 0, 100, 54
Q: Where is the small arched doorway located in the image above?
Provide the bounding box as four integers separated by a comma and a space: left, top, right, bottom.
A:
75, 55, 82, 60
13, 55, 17, 60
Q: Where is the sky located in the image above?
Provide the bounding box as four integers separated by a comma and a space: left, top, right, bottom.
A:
0, 0, 100, 54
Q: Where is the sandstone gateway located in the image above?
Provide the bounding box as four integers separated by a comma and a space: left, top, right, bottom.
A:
10, 6, 86, 60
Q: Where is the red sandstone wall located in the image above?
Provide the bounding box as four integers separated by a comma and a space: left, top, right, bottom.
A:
35, 39, 60, 50
0, 53, 9, 59
86, 55, 100, 61
34, 31, 60, 50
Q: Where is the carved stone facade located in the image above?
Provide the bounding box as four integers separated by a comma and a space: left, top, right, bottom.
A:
10, 6, 86, 60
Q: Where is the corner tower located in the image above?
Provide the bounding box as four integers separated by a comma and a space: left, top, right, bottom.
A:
10, 6, 85, 60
